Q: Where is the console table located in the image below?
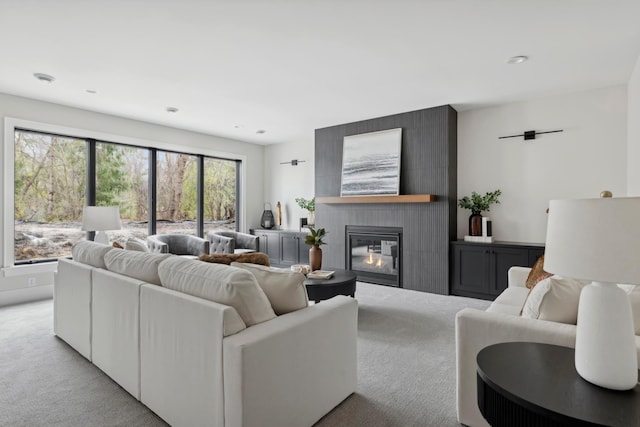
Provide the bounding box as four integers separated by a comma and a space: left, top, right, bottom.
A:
450, 241, 544, 300
250, 229, 310, 267
477, 342, 640, 426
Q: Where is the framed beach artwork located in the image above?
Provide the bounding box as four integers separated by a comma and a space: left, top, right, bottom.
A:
340, 128, 402, 196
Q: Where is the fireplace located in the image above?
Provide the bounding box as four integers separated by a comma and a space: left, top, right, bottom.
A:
346, 226, 402, 287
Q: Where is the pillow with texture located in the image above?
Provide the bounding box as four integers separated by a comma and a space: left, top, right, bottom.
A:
104, 249, 171, 286
521, 276, 589, 324
526, 255, 553, 289
125, 238, 149, 252
199, 252, 270, 266
231, 262, 308, 315
159, 257, 275, 326
72, 240, 114, 269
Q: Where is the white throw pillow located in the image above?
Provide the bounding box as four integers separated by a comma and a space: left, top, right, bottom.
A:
231, 262, 309, 315
72, 240, 114, 269
104, 250, 171, 286
158, 257, 276, 326
521, 276, 589, 324
125, 238, 149, 252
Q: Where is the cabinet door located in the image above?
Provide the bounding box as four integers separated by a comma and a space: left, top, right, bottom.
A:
489, 248, 529, 296
451, 245, 491, 298
255, 231, 280, 265
280, 234, 300, 266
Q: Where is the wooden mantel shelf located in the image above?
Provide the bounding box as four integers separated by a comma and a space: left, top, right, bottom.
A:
316, 194, 436, 204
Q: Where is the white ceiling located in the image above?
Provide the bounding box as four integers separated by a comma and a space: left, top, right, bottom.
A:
1, 0, 639, 146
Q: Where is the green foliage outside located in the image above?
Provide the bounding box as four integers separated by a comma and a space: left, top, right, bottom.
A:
14, 132, 86, 222
14, 132, 237, 224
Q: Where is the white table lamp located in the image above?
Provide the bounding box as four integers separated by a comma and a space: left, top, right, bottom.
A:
544, 197, 640, 390
81, 206, 122, 245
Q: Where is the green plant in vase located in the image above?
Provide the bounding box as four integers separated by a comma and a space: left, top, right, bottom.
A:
295, 197, 316, 225
458, 190, 501, 236
304, 226, 327, 271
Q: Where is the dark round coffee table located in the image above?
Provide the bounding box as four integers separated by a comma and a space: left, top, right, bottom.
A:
477, 342, 640, 426
304, 269, 357, 303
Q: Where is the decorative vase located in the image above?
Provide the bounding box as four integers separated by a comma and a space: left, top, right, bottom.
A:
309, 245, 322, 271
469, 212, 483, 236
307, 210, 315, 226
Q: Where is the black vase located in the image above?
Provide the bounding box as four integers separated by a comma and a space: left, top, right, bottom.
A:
469, 212, 483, 236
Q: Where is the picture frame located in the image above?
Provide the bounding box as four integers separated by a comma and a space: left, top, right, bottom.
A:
340, 128, 402, 196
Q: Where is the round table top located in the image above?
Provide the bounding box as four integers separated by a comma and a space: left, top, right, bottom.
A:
477, 342, 640, 426
303, 269, 357, 287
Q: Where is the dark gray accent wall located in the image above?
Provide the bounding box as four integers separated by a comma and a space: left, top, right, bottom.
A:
314, 105, 457, 294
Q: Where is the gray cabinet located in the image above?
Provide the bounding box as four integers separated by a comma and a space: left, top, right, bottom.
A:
450, 241, 544, 300
250, 229, 310, 267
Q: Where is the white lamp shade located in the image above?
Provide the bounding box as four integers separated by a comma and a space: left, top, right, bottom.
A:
81, 206, 122, 232
544, 197, 640, 285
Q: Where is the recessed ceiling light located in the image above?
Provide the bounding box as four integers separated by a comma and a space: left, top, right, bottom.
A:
507, 55, 529, 65
33, 73, 55, 83
256, 129, 266, 134
86, 89, 98, 94
166, 107, 179, 113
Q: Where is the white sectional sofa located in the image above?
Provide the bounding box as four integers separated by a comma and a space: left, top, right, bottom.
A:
54, 241, 357, 427
455, 266, 640, 427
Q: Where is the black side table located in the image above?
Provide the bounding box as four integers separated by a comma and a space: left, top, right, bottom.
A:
304, 269, 356, 303
477, 342, 640, 426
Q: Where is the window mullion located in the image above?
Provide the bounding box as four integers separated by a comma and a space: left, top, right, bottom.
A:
197, 155, 204, 238
86, 139, 96, 241
149, 149, 157, 236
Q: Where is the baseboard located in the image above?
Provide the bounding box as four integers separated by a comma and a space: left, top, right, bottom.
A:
0, 285, 53, 307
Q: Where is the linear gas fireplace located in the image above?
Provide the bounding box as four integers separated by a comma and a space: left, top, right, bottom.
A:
346, 225, 402, 287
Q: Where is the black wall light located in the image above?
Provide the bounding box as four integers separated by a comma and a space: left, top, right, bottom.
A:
280, 159, 306, 166
499, 129, 563, 140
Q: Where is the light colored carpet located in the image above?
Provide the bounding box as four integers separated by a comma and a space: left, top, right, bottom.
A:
0, 282, 489, 427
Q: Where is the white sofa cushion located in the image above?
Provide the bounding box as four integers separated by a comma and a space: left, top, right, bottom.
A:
487, 287, 530, 315
158, 257, 276, 326
72, 240, 114, 268
104, 249, 171, 286
521, 276, 589, 324
231, 262, 309, 315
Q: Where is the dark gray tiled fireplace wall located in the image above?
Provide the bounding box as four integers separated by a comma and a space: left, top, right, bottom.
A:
314, 105, 457, 294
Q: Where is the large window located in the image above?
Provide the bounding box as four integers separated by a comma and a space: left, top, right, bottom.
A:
13, 129, 240, 264
14, 131, 86, 262
96, 142, 149, 242
204, 157, 238, 235
156, 151, 197, 235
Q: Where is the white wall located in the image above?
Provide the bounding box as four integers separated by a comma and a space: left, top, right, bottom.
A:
263, 138, 315, 230
0, 93, 264, 304
628, 55, 640, 195
457, 85, 628, 243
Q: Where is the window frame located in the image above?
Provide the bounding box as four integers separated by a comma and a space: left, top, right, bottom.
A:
3, 117, 246, 269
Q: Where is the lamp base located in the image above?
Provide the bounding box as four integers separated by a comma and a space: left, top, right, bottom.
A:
575, 281, 638, 390
93, 231, 110, 245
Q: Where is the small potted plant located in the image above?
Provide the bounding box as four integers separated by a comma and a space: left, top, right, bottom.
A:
458, 190, 501, 236
295, 197, 315, 225
304, 226, 327, 271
